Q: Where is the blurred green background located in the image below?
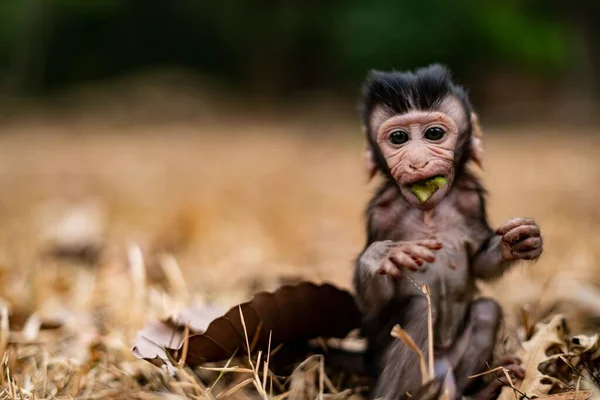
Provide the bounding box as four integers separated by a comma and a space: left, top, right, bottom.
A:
0, 3, 599, 398
1, 0, 599, 116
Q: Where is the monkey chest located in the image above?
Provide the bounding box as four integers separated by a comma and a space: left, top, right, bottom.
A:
394, 240, 474, 348
391, 218, 477, 348
394, 239, 472, 297
393, 212, 476, 293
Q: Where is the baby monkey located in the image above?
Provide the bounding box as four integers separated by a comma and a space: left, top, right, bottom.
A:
354, 65, 543, 399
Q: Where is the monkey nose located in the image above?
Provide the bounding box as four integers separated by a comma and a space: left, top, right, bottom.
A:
409, 161, 429, 170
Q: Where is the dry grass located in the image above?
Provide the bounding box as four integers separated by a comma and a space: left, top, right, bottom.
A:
0, 105, 598, 398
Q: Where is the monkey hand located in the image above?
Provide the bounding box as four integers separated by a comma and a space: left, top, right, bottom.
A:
496, 218, 542, 261
371, 239, 443, 279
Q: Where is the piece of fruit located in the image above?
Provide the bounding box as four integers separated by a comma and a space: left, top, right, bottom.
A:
409, 176, 447, 202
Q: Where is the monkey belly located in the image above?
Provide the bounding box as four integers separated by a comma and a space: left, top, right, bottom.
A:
395, 251, 473, 350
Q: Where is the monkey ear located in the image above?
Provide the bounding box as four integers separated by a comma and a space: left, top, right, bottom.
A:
362, 126, 378, 181
470, 113, 484, 170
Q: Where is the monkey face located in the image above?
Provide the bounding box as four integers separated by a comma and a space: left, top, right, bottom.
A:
372, 105, 463, 210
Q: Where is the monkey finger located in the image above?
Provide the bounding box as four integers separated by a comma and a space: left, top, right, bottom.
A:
495, 363, 526, 381
513, 247, 543, 261
410, 257, 428, 272
391, 247, 423, 266
389, 252, 421, 272
413, 239, 443, 250
496, 218, 536, 235
502, 224, 540, 243
403, 245, 436, 263
377, 259, 404, 279
511, 236, 542, 252
510, 365, 526, 380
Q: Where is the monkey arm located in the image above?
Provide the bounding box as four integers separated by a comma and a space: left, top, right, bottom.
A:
354, 237, 442, 315
354, 193, 407, 318
471, 217, 543, 280
353, 241, 397, 318
470, 234, 514, 281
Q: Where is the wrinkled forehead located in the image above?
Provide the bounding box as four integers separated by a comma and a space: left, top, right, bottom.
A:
368, 95, 469, 136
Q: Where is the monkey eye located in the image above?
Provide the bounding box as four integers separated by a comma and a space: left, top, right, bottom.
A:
424, 127, 445, 141
389, 130, 409, 145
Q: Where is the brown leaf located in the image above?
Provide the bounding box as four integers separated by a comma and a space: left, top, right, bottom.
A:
535, 391, 594, 400
168, 304, 224, 333
498, 314, 571, 400
571, 334, 600, 360
133, 281, 361, 368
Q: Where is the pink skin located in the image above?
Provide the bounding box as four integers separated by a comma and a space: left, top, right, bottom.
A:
375, 111, 459, 210
497, 218, 543, 261
368, 107, 542, 279
375, 239, 444, 277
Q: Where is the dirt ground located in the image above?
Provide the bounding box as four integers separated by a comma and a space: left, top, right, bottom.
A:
0, 107, 599, 397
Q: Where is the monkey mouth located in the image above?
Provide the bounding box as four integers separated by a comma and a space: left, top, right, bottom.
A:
407, 175, 448, 203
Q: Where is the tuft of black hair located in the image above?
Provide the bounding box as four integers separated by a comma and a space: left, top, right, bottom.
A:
358, 64, 472, 127
358, 64, 478, 183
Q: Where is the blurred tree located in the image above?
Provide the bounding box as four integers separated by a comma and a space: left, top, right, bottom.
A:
551, 0, 600, 99
0, 0, 592, 99
1, 0, 52, 93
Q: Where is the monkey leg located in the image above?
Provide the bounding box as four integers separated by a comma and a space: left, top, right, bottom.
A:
400, 377, 446, 400
369, 296, 434, 400
446, 297, 523, 398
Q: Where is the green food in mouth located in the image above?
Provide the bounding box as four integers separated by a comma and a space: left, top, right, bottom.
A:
409, 176, 447, 202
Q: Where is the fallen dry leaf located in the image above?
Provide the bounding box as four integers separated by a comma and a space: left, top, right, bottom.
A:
496, 313, 600, 400
133, 281, 361, 368
499, 314, 570, 400
536, 391, 595, 400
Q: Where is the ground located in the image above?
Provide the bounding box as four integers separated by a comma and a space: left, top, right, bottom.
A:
0, 106, 598, 398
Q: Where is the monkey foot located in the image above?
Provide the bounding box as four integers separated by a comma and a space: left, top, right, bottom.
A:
468, 356, 525, 400
400, 377, 445, 400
